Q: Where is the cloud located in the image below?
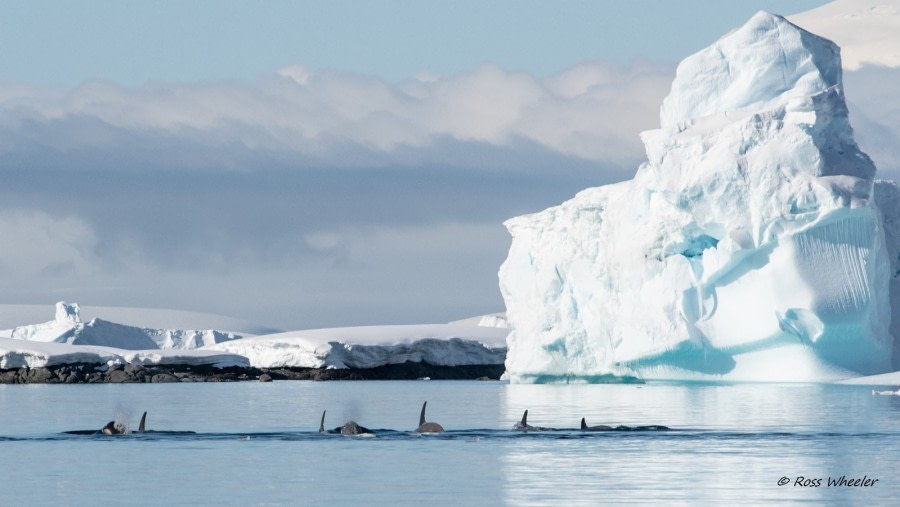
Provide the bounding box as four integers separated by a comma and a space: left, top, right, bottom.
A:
0, 61, 673, 171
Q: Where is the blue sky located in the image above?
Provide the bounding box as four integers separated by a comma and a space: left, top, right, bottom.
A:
6, 1, 881, 330
1, 1, 826, 86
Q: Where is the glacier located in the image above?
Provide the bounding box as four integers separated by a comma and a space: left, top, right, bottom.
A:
499, 11, 900, 383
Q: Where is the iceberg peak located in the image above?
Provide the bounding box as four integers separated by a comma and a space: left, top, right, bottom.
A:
660, 11, 842, 129
54, 301, 82, 325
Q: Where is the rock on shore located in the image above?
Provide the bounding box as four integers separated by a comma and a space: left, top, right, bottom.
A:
0, 361, 505, 384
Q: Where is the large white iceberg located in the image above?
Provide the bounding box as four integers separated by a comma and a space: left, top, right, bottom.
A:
499, 12, 900, 383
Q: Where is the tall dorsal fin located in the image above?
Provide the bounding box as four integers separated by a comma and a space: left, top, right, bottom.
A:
521, 410, 528, 426
419, 401, 427, 427
581, 417, 587, 430
319, 410, 326, 433
139, 411, 147, 433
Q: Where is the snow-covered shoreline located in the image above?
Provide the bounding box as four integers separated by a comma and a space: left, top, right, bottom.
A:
0, 302, 509, 378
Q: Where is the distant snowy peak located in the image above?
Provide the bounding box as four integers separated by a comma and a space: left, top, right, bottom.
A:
790, 0, 900, 70
661, 11, 841, 128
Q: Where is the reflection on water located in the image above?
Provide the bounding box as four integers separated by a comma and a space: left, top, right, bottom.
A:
499, 383, 900, 505
1, 381, 898, 505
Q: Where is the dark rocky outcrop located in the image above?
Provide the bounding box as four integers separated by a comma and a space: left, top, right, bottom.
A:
0, 361, 505, 384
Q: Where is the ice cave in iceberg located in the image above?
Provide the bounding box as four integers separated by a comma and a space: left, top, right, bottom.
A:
499, 12, 900, 383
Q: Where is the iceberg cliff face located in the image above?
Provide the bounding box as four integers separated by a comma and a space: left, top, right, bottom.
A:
499, 12, 896, 383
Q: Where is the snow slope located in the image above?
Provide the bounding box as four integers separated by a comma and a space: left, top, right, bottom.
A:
789, 0, 900, 70
499, 12, 898, 383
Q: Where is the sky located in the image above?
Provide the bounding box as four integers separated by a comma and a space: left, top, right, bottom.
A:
3, 0, 898, 331
1, 1, 827, 86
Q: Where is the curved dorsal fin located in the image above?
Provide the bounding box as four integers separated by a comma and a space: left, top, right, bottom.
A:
139, 411, 147, 433
319, 410, 326, 433
419, 401, 427, 427
521, 410, 528, 426
581, 417, 587, 430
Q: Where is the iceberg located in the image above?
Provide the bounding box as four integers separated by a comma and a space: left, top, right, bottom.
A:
499, 12, 900, 383
7, 301, 243, 350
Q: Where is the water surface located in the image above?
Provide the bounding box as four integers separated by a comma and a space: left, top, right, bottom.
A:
1, 381, 898, 505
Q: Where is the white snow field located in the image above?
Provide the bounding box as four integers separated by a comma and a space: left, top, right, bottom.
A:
0, 302, 507, 371
500, 11, 900, 383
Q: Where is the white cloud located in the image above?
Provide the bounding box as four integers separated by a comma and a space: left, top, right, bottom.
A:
0, 61, 674, 168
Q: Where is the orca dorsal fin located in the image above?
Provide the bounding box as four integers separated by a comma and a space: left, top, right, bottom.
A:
139, 411, 147, 433
419, 401, 427, 427
319, 410, 326, 433
581, 417, 587, 430
521, 410, 528, 426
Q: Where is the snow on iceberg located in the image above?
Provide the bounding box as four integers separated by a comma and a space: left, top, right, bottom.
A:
8, 302, 243, 350
499, 12, 899, 383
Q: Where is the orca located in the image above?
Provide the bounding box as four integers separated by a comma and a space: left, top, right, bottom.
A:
512, 410, 551, 431
101, 411, 147, 435
101, 420, 128, 435
580, 417, 669, 431
66, 411, 195, 436
580, 418, 613, 431
627, 424, 670, 431
319, 409, 374, 435
414, 401, 444, 433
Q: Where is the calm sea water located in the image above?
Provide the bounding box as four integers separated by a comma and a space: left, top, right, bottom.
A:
1, 380, 898, 505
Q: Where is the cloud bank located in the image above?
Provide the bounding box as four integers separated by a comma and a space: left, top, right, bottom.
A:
0, 61, 671, 170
